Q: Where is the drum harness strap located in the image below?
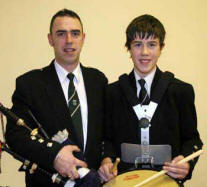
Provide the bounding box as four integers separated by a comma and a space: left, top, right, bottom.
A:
119, 71, 174, 167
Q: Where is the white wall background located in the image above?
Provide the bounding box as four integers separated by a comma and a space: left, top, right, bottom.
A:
0, 0, 206, 186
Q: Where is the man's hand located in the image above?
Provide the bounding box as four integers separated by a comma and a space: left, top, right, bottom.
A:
53, 145, 87, 180
98, 157, 117, 182
163, 155, 190, 179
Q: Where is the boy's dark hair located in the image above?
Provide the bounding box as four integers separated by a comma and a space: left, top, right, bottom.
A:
125, 14, 165, 50
49, 9, 83, 33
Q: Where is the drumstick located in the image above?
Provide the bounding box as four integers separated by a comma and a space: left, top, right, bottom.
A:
134, 149, 204, 187
110, 158, 120, 174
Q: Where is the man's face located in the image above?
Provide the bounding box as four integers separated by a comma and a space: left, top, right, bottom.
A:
129, 35, 163, 77
48, 16, 85, 67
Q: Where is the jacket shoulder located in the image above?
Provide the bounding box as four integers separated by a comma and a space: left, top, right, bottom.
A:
84, 66, 105, 75
82, 66, 108, 83
107, 80, 122, 97
16, 67, 46, 80
167, 77, 195, 102
170, 77, 194, 90
16, 63, 54, 83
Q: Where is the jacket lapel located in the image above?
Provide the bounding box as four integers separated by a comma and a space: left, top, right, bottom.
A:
121, 71, 141, 142
42, 62, 78, 143
128, 70, 137, 93
151, 67, 163, 94
80, 65, 94, 153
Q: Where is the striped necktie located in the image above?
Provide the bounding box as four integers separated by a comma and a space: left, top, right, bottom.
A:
67, 73, 84, 150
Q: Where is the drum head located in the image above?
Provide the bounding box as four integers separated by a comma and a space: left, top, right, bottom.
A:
103, 170, 179, 187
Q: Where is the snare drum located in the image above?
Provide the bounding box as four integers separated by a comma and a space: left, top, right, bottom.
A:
103, 170, 179, 187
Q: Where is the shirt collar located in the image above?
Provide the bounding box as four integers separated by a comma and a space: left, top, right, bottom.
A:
134, 67, 157, 94
54, 60, 81, 84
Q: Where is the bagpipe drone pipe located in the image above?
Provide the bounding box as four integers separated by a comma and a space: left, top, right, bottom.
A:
0, 103, 101, 187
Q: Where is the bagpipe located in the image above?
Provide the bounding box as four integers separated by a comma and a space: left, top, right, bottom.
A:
0, 103, 101, 187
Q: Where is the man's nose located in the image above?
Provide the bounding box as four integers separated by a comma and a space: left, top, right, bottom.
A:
66, 33, 73, 43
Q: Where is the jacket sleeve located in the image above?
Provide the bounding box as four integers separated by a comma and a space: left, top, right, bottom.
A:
177, 83, 203, 181
102, 85, 117, 160
5, 76, 63, 172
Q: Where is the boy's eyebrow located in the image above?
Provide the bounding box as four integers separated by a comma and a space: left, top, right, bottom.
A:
131, 41, 143, 45
132, 39, 159, 43
148, 40, 158, 43
131, 41, 142, 43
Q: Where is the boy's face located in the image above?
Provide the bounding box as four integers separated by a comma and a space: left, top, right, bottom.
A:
129, 35, 163, 77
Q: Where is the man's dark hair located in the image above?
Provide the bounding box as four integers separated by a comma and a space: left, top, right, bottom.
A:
49, 9, 83, 34
125, 14, 166, 50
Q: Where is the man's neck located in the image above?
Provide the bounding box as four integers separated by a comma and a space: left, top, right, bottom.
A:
56, 61, 79, 73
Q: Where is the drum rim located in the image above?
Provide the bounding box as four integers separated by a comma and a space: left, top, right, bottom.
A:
116, 168, 181, 185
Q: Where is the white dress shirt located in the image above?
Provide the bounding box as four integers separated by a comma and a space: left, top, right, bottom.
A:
134, 67, 156, 98
54, 61, 88, 152
133, 68, 157, 151
133, 67, 157, 122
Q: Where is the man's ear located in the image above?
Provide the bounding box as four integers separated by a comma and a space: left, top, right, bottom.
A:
48, 33, 54, 46
82, 32, 86, 43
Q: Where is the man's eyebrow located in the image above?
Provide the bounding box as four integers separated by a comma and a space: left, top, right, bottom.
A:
56, 30, 67, 33
55, 29, 81, 33
70, 29, 81, 33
